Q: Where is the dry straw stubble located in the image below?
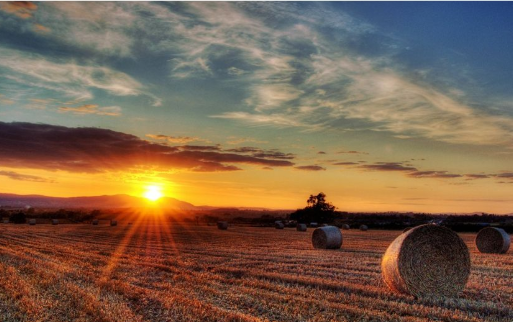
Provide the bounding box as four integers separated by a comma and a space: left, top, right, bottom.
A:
381, 224, 470, 298
475, 227, 510, 254
312, 226, 342, 249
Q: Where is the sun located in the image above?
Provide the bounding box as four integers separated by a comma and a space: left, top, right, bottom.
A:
143, 185, 163, 201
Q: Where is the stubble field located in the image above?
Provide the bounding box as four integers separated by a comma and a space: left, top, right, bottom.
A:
0, 221, 512, 322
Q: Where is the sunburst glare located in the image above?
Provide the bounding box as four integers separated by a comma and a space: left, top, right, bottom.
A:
143, 185, 163, 201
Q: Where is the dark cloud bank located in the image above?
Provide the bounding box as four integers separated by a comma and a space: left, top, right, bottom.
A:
0, 122, 295, 173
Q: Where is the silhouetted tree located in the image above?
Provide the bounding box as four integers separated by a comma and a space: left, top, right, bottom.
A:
289, 192, 336, 224
10, 212, 26, 224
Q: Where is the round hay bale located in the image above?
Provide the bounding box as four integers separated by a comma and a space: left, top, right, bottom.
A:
359, 225, 368, 231
217, 221, 228, 230
275, 222, 284, 229
310, 222, 318, 228
110, 220, 117, 226
52, 219, 59, 225
381, 224, 470, 297
312, 226, 342, 249
28, 219, 36, 225
296, 223, 307, 232
475, 227, 510, 254
403, 227, 412, 233
92, 219, 99, 225
341, 224, 350, 230
3, 219, 9, 224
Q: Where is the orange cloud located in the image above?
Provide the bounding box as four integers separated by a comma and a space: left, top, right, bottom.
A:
146, 134, 207, 144
0, 1, 37, 19
34, 24, 50, 33
0, 94, 14, 105
58, 104, 121, 116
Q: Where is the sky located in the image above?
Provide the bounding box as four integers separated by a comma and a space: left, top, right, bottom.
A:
1, 1, 513, 213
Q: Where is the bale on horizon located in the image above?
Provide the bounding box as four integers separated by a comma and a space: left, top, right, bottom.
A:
217, 221, 228, 230
92, 219, 99, 225
381, 224, 470, 297
28, 219, 36, 225
275, 221, 285, 229
475, 227, 510, 254
359, 225, 368, 231
110, 220, 117, 226
312, 226, 342, 249
341, 224, 350, 230
296, 223, 307, 232
3, 219, 8, 224
52, 219, 59, 225
310, 222, 318, 228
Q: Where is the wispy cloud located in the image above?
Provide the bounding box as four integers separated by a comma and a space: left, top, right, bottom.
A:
0, 94, 15, 105
360, 162, 417, 172
146, 134, 209, 144
295, 165, 326, 171
33, 23, 50, 33
0, 1, 37, 19
332, 161, 360, 166
337, 150, 369, 155
225, 147, 295, 160
226, 136, 268, 145
0, 170, 53, 183
3, 2, 513, 149
147, 3, 513, 148
0, 47, 160, 105
407, 171, 462, 179
58, 104, 121, 116
337, 160, 506, 181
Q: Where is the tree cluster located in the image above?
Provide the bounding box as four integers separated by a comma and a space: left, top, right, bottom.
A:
289, 192, 336, 224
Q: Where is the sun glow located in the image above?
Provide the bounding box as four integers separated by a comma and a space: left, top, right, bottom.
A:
143, 185, 163, 201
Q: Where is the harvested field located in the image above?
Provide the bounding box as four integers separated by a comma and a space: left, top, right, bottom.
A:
0, 222, 512, 322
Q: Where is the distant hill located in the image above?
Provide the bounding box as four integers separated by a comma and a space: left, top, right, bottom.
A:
0, 193, 196, 210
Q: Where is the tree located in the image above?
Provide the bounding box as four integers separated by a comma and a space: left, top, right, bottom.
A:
307, 193, 335, 213
289, 192, 336, 224
10, 212, 26, 224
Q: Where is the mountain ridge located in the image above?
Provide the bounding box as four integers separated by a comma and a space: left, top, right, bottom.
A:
0, 193, 196, 210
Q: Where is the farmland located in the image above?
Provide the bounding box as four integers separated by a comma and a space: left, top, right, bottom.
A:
0, 221, 512, 322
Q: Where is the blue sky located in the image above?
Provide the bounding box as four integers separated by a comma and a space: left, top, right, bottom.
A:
1, 2, 513, 212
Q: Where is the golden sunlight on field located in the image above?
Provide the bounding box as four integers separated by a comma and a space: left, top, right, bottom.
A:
0, 223, 512, 321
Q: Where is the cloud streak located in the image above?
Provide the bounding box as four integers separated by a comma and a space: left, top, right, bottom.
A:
140, 2, 513, 148
334, 160, 513, 183
58, 104, 121, 116
146, 134, 209, 144
0, 170, 53, 183
295, 165, 326, 171
0, 47, 160, 105
0, 1, 37, 19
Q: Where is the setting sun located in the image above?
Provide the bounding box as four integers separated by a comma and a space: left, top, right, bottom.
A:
143, 185, 163, 201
